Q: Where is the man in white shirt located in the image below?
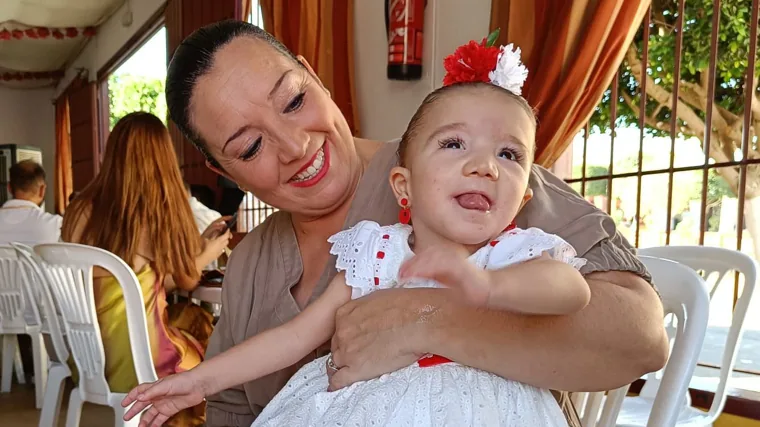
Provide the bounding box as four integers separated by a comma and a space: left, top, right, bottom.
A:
0, 160, 62, 246
185, 182, 223, 270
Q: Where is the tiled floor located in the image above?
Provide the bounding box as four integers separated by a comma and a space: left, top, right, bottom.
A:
0, 379, 112, 427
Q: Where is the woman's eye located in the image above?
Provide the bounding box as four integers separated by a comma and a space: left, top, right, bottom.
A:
283, 93, 306, 113
240, 136, 262, 160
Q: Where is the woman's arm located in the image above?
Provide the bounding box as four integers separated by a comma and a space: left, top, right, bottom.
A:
165, 223, 231, 292
191, 272, 350, 396
328, 268, 667, 393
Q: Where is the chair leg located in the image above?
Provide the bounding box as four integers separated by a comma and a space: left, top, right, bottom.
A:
64, 388, 83, 427
38, 364, 68, 427
31, 333, 48, 409
1, 334, 16, 392
14, 339, 26, 385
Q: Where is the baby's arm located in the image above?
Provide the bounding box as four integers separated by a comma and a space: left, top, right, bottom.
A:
485, 253, 590, 315
195, 272, 351, 396
122, 273, 351, 423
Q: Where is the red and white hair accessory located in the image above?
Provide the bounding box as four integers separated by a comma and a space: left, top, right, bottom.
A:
442, 29, 528, 96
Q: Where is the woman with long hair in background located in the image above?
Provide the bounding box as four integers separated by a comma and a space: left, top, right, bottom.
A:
62, 111, 231, 425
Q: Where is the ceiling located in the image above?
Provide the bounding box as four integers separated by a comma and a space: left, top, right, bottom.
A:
0, 0, 125, 89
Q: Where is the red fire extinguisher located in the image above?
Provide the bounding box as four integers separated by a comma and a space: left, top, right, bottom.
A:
386, 0, 426, 80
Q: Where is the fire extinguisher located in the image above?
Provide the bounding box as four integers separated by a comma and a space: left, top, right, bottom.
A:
386, 0, 426, 80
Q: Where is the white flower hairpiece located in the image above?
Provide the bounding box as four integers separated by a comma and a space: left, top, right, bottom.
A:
489, 44, 529, 96
442, 29, 529, 97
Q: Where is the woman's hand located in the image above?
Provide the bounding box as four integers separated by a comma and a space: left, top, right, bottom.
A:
203, 229, 232, 259
121, 372, 207, 426
327, 289, 424, 391
201, 217, 230, 240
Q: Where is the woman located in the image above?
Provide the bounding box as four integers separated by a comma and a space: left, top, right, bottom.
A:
166, 20, 668, 427
62, 112, 231, 426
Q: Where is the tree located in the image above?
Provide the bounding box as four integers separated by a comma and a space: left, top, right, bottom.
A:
590, 0, 760, 257
572, 165, 609, 196
108, 74, 167, 129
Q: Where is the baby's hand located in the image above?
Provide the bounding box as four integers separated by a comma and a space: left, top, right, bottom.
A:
121, 371, 206, 427
399, 246, 491, 306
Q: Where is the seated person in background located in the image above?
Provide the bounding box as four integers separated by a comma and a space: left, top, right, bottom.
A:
0, 159, 62, 246
185, 182, 222, 234
185, 182, 226, 271
62, 112, 231, 426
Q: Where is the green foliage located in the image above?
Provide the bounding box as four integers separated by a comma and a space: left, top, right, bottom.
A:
707, 167, 736, 201
572, 165, 609, 196
589, 0, 758, 135
108, 74, 167, 130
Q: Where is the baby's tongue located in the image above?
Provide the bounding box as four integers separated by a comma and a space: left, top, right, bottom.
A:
455, 193, 491, 211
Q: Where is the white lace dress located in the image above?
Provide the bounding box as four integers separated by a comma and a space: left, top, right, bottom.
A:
252, 220, 586, 427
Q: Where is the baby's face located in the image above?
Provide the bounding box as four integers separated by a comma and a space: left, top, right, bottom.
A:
402, 89, 535, 247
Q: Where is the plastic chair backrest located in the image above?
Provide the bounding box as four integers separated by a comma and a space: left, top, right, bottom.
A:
11, 243, 70, 363
34, 243, 157, 399
634, 256, 710, 426
0, 244, 41, 330
576, 256, 712, 427
638, 246, 757, 423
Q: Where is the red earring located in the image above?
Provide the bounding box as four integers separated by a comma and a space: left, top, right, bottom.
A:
399, 198, 411, 224
505, 221, 516, 231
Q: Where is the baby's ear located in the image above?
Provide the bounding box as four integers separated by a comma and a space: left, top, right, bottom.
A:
389, 166, 412, 204
521, 187, 533, 208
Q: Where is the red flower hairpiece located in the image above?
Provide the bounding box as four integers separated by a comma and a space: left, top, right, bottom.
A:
442, 29, 529, 96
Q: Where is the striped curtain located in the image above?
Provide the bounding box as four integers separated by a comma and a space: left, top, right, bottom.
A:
490, 0, 650, 168
259, 0, 360, 135
54, 94, 72, 214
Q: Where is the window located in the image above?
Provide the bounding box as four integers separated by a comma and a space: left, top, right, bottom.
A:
560, 0, 760, 392
238, 0, 275, 232
106, 27, 168, 130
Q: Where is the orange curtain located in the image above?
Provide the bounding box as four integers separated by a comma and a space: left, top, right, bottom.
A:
54, 94, 73, 214
491, 0, 650, 167
259, 0, 359, 135
237, 0, 252, 21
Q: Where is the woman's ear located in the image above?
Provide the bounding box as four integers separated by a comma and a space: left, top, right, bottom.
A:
389, 166, 412, 206
205, 160, 250, 192
296, 55, 330, 96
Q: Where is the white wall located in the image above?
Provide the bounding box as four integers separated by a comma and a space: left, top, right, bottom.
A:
353, 0, 491, 140
53, 0, 489, 145
56, 0, 166, 96
0, 87, 56, 210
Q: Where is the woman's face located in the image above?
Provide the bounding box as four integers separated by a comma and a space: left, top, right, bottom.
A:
189, 37, 360, 217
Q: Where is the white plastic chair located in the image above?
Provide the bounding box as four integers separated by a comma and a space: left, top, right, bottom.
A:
35, 243, 158, 427
616, 246, 757, 426
575, 255, 711, 427
0, 244, 48, 408
12, 243, 73, 427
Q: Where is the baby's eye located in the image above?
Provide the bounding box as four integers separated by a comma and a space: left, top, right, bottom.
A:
499, 149, 519, 161
439, 137, 464, 150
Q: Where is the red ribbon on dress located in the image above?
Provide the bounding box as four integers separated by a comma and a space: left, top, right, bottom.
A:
417, 354, 453, 367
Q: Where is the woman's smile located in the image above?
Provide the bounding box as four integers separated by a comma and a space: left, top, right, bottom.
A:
289, 143, 330, 188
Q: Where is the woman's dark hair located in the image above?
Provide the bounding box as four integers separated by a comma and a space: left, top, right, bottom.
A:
166, 20, 300, 168
397, 82, 537, 167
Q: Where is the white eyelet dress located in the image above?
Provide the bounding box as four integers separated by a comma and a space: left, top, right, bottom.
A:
252, 220, 587, 427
